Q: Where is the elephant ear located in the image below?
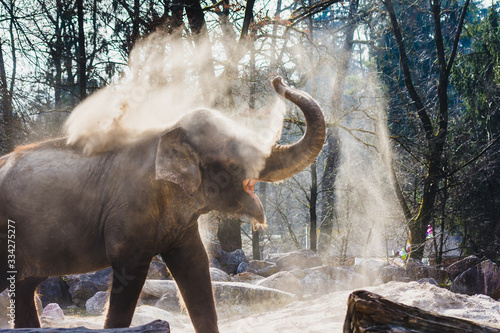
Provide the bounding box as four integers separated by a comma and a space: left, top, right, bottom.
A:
155, 127, 201, 195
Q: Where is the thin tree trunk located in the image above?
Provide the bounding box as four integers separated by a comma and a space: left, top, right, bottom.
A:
382, 0, 469, 259
77, 0, 87, 100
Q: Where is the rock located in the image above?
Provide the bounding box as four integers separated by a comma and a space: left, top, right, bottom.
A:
40, 303, 65, 327
236, 262, 257, 274
405, 259, 447, 284
205, 241, 223, 259
151, 280, 295, 317
354, 258, 388, 284
141, 280, 178, 300
147, 258, 170, 280
155, 293, 182, 313
451, 260, 500, 299
248, 260, 279, 277
231, 272, 264, 284
210, 267, 231, 282
275, 251, 323, 271
446, 255, 481, 281
256, 271, 303, 295
85, 291, 109, 315
300, 269, 333, 296
417, 278, 439, 286
37, 277, 72, 307
68, 281, 99, 307
378, 265, 407, 283
219, 249, 246, 274
212, 282, 295, 317
132, 305, 184, 328
66, 268, 112, 306
209, 257, 223, 270
330, 267, 370, 290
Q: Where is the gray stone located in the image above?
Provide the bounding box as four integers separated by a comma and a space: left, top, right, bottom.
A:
417, 278, 439, 286
300, 269, 333, 296
210, 267, 231, 282
236, 262, 257, 274
275, 251, 322, 271
378, 265, 407, 283
446, 255, 481, 281
219, 249, 246, 274
85, 291, 109, 315
212, 282, 295, 317
231, 272, 264, 284
66, 268, 111, 306
155, 293, 182, 313
451, 260, 500, 299
256, 271, 303, 295
37, 277, 72, 307
40, 303, 65, 327
141, 279, 178, 300
248, 260, 279, 277
206, 241, 223, 259
354, 259, 388, 284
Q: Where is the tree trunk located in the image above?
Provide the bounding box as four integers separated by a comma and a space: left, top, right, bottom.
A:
77, 0, 87, 101
343, 290, 500, 333
217, 215, 242, 252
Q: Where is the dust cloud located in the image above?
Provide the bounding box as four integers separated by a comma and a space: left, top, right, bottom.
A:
64, 31, 285, 173
332, 74, 405, 259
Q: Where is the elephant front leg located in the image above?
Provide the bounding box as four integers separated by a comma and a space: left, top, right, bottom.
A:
162, 226, 219, 333
104, 261, 150, 328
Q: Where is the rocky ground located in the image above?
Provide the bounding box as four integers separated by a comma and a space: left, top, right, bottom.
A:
1, 251, 500, 332
38, 281, 500, 332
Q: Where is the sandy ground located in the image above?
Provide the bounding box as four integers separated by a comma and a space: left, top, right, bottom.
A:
53, 281, 500, 333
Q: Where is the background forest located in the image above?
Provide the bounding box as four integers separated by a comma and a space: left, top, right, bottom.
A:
0, 0, 498, 265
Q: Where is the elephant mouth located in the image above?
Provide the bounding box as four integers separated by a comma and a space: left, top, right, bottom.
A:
243, 179, 266, 227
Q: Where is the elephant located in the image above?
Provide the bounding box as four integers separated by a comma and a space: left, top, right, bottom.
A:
0, 77, 325, 332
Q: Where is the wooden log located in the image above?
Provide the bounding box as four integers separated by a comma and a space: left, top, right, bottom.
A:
343, 290, 500, 333
0, 320, 170, 333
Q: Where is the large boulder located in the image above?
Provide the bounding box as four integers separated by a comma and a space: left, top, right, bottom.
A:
231, 272, 265, 284
37, 277, 72, 307
354, 258, 388, 284
218, 249, 247, 274
406, 259, 447, 284
40, 303, 65, 327
377, 265, 409, 284
85, 291, 109, 315
131, 305, 184, 329
256, 271, 303, 295
144, 279, 295, 317
213, 282, 295, 317
451, 260, 500, 299
274, 251, 323, 271
210, 268, 231, 282
248, 260, 279, 277
66, 268, 111, 306
446, 255, 481, 281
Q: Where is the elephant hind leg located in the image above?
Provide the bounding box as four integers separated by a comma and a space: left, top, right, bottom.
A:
14, 277, 46, 328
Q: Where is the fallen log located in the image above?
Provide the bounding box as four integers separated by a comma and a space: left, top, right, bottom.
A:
0, 320, 169, 333
343, 290, 500, 333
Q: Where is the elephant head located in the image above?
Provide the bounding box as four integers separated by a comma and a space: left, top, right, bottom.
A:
155, 77, 326, 225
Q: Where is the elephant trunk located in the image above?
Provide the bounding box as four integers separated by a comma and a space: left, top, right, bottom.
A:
258, 77, 326, 182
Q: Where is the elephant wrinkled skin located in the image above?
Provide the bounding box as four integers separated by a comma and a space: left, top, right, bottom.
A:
0, 77, 325, 332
